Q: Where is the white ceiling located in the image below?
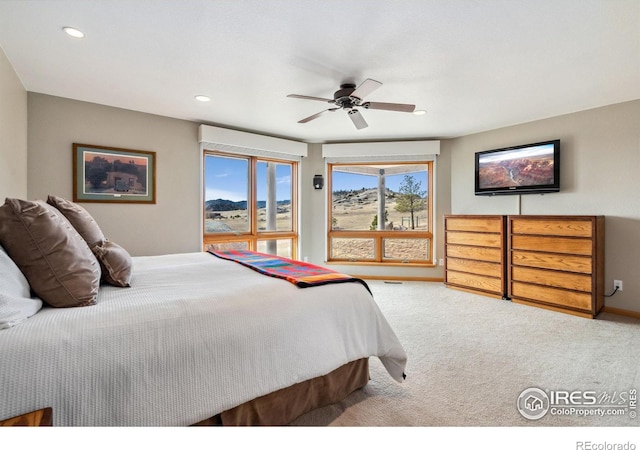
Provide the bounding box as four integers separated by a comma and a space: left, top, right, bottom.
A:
1, 0, 638, 143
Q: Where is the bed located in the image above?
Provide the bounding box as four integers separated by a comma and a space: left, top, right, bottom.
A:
0, 197, 407, 426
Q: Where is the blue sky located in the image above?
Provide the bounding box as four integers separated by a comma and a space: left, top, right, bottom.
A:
332, 171, 428, 194
205, 155, 428, 202
479, 143, 554, 163
205, 156, 291, 202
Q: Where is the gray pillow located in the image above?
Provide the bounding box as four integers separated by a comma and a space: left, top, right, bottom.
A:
0, 198, 101, 308
0, 245, 43, 329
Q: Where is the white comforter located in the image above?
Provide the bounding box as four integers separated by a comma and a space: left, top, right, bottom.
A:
0, 252, 407, 426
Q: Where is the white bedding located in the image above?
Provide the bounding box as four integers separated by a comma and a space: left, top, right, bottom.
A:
0, 252, 407, 426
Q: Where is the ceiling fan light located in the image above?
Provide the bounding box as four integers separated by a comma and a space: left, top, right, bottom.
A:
413, 110, 427, 116
62, 27, 84, 38
195, 95, 211, 102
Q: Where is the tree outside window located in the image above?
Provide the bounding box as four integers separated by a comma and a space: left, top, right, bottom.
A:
395, 175, 427, 230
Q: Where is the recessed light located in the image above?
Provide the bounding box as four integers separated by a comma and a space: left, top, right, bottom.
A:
195, 95, 211, 102
413, 110, 427, 116
62, 27, 84, 38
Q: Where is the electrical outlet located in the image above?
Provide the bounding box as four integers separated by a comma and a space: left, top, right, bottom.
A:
614, 280, 623, 292
439, 259, 444, 266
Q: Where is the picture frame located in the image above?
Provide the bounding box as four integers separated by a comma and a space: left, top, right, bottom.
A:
73, 143, 156, 204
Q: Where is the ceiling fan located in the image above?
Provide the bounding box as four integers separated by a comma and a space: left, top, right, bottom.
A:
287, 78, 415, 130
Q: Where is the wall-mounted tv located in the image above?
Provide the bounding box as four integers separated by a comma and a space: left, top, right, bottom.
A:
475, 139, 560, 196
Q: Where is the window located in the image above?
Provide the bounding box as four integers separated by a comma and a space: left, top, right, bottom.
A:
203, 152, 297, 258
328, 162, 433, 265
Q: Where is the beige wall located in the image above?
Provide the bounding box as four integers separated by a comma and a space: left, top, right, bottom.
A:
23, 90, 640, 311
449, 100, 640, 312
0, 46, 27, 199
299, 143, 327, 266
27, 93, 201, 256
25, 93, 452, 279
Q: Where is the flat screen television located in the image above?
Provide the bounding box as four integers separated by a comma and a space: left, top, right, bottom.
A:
475, 139, 560, 196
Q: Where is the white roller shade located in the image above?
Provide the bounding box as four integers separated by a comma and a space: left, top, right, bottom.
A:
199, 124, 307, 161
323, 140, 440, 163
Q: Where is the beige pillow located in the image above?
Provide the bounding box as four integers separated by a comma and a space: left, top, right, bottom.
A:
92, 240, 133, 287
0, 198, 101, 308
47, 195, 133, 287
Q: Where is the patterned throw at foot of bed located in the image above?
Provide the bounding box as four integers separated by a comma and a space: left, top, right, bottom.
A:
209, 250, 371, 293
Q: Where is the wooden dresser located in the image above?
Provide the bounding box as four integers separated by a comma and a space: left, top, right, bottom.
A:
444, 215, 507, 299
508, 215, 605, 318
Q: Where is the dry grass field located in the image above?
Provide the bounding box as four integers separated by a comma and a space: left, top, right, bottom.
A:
205, 189, 429, 261
332, 188, 427, 231
204, 206, 292, 233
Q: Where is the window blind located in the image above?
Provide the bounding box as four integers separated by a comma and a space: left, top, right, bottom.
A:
199, 124, 307, 161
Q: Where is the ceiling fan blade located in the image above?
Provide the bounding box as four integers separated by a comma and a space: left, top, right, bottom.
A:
298, 108, 338, 123
351, 78, 382, 99
347, 109, 368, 130
362, 101, 416, 113
287, 94, 333, 103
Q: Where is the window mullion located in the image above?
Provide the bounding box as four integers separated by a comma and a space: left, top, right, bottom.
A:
375, 234, 383, 262
250, 157, 257, 237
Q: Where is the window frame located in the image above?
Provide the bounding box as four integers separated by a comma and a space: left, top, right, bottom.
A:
203, 151, 298, 258
326, 161, 433, 266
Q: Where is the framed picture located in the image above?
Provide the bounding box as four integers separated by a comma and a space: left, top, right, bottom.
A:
73, 143, 156, 204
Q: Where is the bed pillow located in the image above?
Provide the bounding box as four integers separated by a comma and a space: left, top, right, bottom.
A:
0, 292, 43, 330
0, 244, 30, 298
0, 245, 43, 329
47, 195, 133, 287
92, 240, 133, 287
46, 194, 105, 247
0, 198, 100, 308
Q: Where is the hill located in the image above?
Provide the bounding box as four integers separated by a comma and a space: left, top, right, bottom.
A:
205, 198, 290, 211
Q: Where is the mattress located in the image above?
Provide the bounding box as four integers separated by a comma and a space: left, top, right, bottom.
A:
0, 252, 407, 426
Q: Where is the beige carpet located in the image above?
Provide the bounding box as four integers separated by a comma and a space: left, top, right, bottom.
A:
290, 281, 640, 427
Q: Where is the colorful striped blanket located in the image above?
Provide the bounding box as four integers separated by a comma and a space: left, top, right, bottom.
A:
209, 250, 371, 294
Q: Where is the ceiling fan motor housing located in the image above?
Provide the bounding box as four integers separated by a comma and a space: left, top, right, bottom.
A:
334, 83, 359, 108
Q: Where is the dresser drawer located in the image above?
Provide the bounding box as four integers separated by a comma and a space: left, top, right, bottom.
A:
446, 244, 502, 263
510, 218, 593, 237
511, 266, 592, 292
510, 235, 593, 256
511, 282, 592, 311
445, 217, 503, 233
447, 231, 502, 248
447, 257, 502, 277
511, 250, 592, 274
447, 271, 503, 294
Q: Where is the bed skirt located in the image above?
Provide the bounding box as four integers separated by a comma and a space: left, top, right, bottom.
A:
192, 358, 369, 426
